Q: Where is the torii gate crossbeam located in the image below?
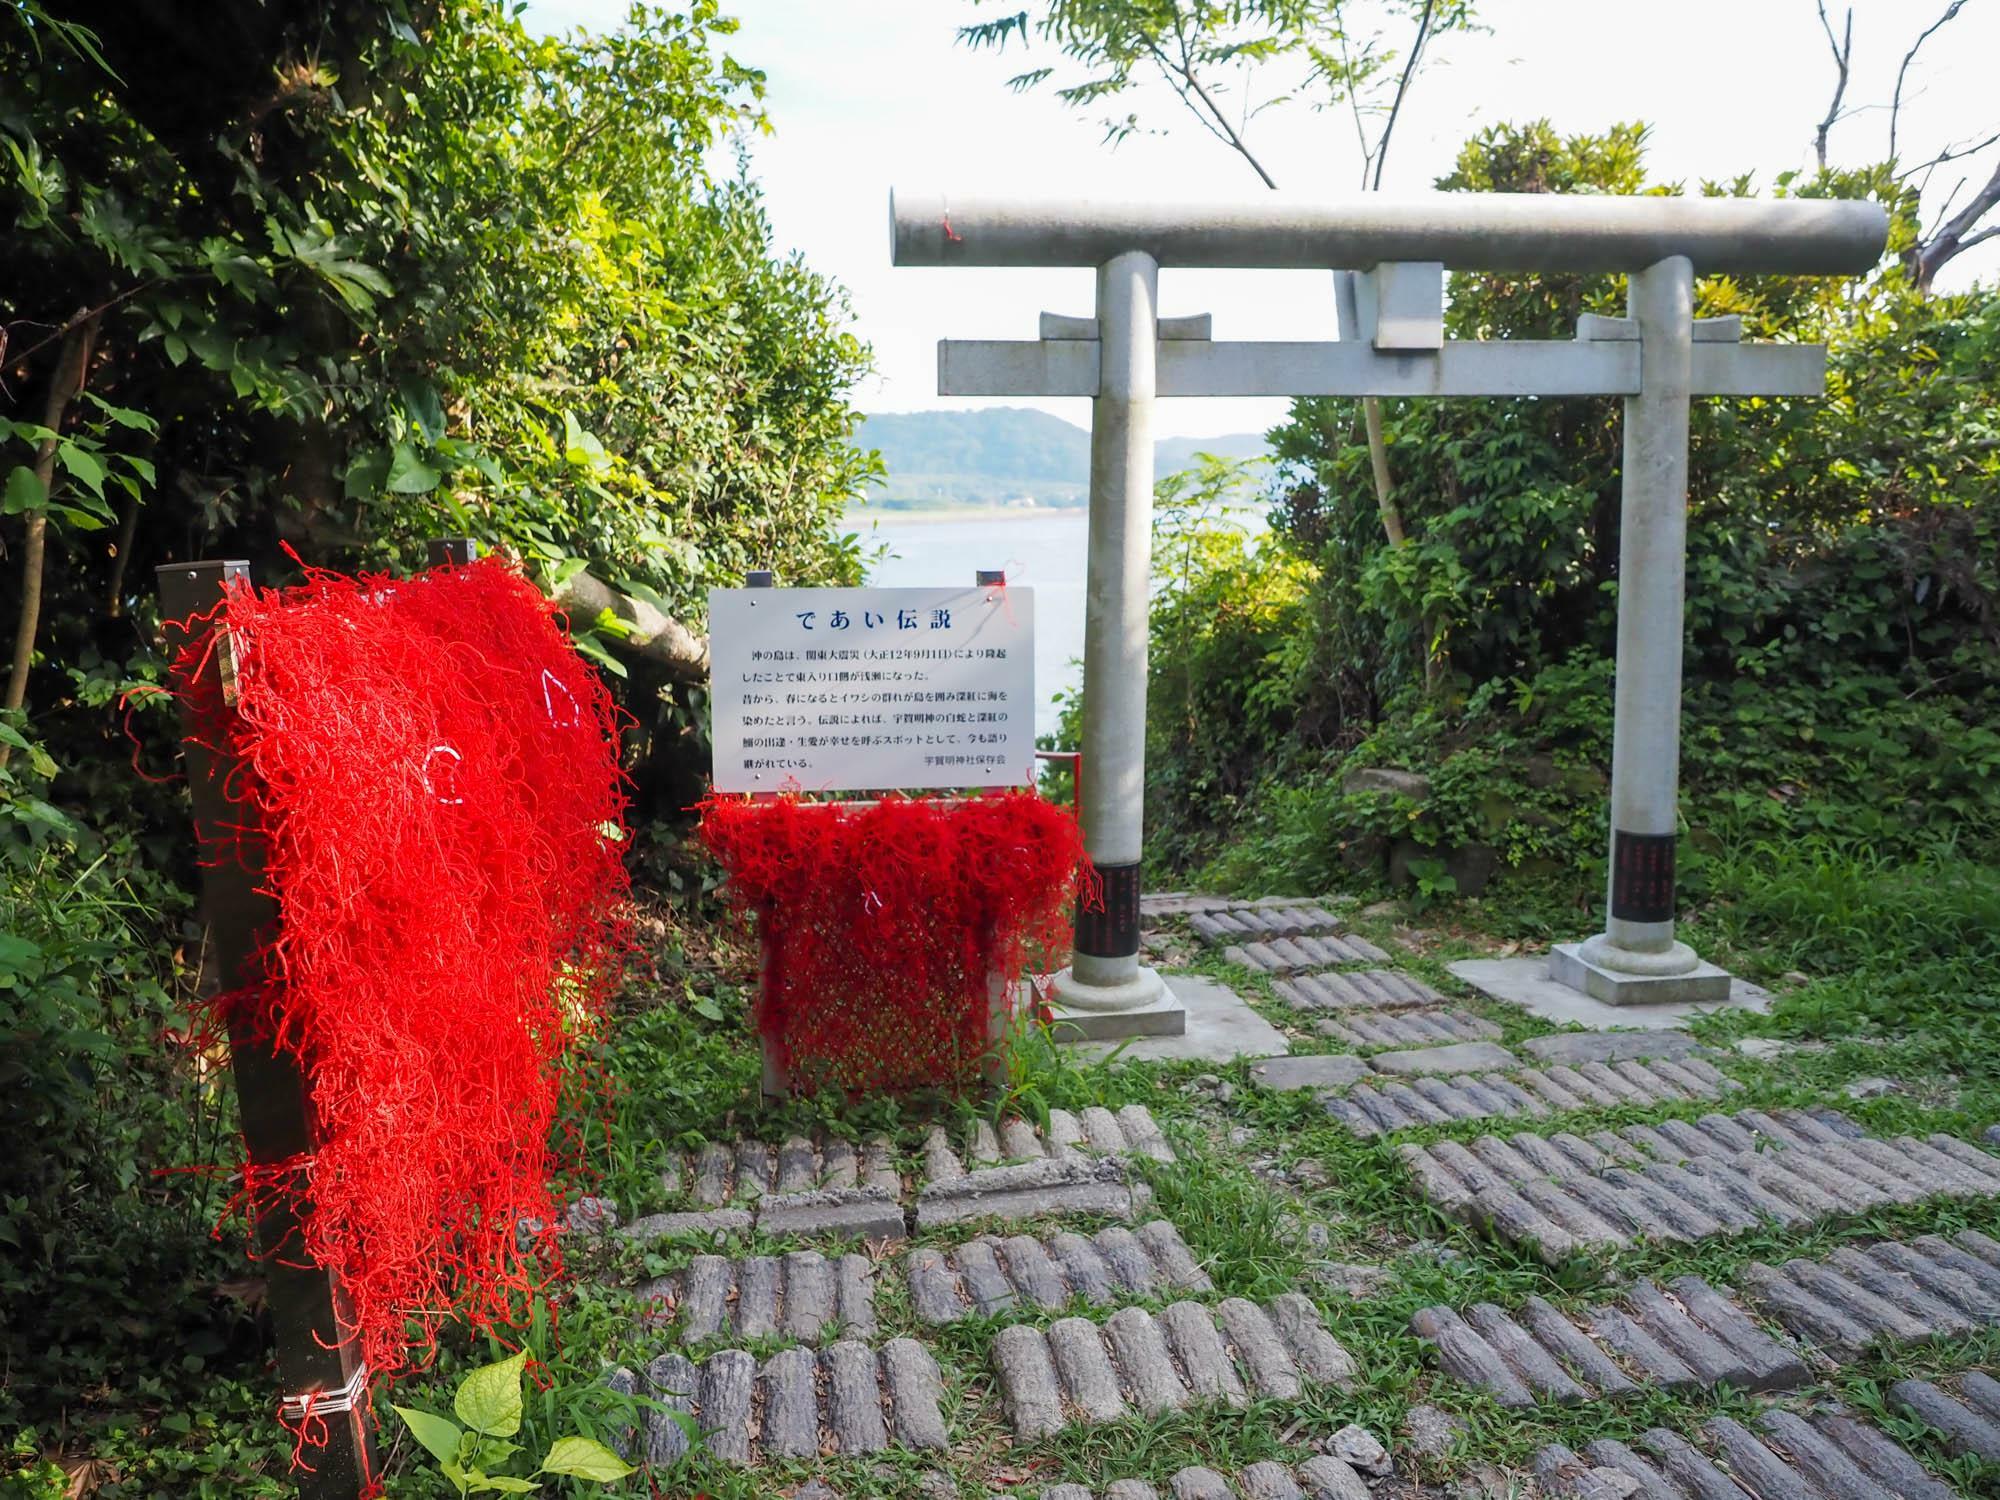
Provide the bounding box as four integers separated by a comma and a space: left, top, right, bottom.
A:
892, 190, 1886, 1033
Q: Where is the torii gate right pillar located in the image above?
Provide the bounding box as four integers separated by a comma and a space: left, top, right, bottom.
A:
1552, 254, 1730, 1004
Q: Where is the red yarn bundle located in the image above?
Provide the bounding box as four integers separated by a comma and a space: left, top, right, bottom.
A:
171, 557, 629, 1385
698, 791, 1085, 1092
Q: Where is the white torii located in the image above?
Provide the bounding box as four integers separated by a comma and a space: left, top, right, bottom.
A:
891, 191, 1887, 1034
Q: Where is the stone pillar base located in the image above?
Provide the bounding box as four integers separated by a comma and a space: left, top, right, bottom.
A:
1550, 941, 1733, 1007
1045, 965, 1186, 1040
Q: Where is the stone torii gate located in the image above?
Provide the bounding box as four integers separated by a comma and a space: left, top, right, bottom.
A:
891, 191, 1886, 1035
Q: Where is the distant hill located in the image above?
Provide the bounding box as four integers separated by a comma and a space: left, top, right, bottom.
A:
856, 407, 1268, 510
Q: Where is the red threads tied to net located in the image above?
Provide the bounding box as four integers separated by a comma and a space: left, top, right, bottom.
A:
698, 790, 1086, 1092
170, 556, 629, 1387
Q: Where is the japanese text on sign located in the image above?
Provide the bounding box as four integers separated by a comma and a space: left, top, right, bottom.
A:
708, 584, 1036, 793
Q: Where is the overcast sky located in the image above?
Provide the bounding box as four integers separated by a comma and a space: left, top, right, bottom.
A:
525, 0, 1999, 440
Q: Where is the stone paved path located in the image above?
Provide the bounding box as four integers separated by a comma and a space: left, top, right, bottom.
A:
1225, 935, 1391, 972
1314, 1008, 1502, 1048
1272, 970, 1443, 1012
1158, 892, 1392, 971
906, 1220, 1210, 1324
622, 1107, 1178, 1245
1892, 1371, 2000, 1462
1415, 1274, 1806, 1406
917, 1107, 1173, 1229
1327, 1053, 1735, 1137
1739, 1229, 2000, 1354
608, 891, 2000, 1492
1187, 905, 1346, 943
1534, 1403, 1962, 1499
638, 1247, 876, 1344
992, 1293, 1355, 1438
1401, 1106, 2000, 1261
623, 1130, 905, 1243
1139, 893, 1330, 924
1025, 1456, 1375, 1499
639, 1337, 948, 1464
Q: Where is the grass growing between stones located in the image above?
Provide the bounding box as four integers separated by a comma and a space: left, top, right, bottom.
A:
353, 835, 2000, 1497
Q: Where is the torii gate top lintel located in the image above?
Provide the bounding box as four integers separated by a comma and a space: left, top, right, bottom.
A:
890, 189, 1887, 276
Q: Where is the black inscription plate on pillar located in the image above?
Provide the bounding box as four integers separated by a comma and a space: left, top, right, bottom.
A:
1076, 861, 1141, 958
1610, 830, 1678, 924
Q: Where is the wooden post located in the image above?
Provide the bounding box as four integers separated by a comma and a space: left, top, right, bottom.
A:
157, 560, 373, 1499
743, 567, 789, 1097
975, 568, 1015, 1092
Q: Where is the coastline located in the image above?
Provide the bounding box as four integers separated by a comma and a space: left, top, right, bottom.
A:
845, 505, 1086, 526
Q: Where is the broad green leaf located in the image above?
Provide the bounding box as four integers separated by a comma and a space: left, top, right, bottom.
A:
3, 467, 45, 514
392, 1404, 464, 1467
343, 446, 391, 501
537, 1436, 632, 1482
399, 376, 447, 441
82, 394, 159, 434
470, 1437, 521, 1470
560, 411, 608, 470
468, 1476, 538, 1495
453, 1349, 525, 1436
568, 631, 627, 679
50, 501, 113, 531
386, 444, 442, 495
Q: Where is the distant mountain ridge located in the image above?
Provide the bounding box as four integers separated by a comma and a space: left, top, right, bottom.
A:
856, 407, 1267, 510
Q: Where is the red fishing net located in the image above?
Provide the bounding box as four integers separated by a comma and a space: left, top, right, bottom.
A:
169, 556, 629, 1391
697, 791, 1087, 1092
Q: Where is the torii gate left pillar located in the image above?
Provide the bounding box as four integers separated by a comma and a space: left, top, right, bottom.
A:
895, 190, 1886, 1025
1063, 249, 1171, 1023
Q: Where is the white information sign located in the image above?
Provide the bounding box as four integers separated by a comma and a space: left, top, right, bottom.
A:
708, 584, 1036, 793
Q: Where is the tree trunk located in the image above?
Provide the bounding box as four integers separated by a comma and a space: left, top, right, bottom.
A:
2, 312, 97, 769
1909, 158, 2000, 293
1360, 396, 1406, 547
553, 569, 709, 682
106, 490, 140, 618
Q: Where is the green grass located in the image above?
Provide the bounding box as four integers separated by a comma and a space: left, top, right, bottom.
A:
27, 830, 2000, 1499
515, 834, 2000, 1499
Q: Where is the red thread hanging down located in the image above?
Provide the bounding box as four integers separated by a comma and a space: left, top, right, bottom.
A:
698, 791, 1086, 1093
169, 557, 630, 1388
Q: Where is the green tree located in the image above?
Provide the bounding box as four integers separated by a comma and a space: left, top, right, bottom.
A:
3, 0, 876, 823
1138, 120, 1999, 877
0, 0, 878, 1453
960, 0, 1477, 638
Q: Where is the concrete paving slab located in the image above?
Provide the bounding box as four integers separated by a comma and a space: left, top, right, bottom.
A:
1370, 1040, 1517, 1076
1522, 1031, 1706, 1065
1067, 974, 1290, 1065
1046, 986, 1189, 1041
1249, 1053, 1372, 1092
1550, 943, 1733, 1006
1450, 955, 1769, 1031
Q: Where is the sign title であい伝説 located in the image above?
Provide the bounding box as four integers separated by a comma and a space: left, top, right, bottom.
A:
707, 584, 1035, 794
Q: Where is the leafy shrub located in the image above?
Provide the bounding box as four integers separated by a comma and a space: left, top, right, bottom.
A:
1128, 121, 1999, 902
